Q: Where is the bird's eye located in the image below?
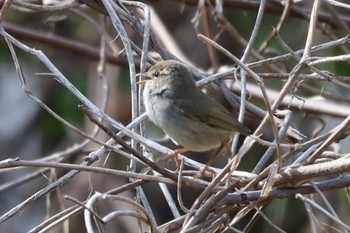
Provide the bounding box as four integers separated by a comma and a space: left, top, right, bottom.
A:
154, 71, 159, 77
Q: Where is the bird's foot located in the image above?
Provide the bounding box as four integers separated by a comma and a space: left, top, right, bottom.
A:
157, 147, 189, 168
194, 165, 216, 179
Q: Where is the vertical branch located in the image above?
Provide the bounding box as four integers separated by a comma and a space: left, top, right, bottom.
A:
100, 0, 137, 121
0, 0, 14, 23
232, 0, 266, 154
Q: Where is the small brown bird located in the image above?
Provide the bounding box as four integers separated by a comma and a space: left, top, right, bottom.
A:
142, 60, 250, 170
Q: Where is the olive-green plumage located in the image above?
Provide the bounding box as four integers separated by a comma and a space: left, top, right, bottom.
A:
143, 60, 250, 152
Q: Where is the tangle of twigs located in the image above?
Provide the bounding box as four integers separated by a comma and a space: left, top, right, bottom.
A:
1, 0, 350, 232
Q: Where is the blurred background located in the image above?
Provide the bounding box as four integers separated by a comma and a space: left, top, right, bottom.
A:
1, 0, 350, 232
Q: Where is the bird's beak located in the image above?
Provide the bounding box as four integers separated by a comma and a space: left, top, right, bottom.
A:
137, 79, 150, 85
136, 73, 152, 85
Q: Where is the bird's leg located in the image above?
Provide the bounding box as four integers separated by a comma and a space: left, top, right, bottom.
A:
157, 147, 190, 167
195, 143, 226, 178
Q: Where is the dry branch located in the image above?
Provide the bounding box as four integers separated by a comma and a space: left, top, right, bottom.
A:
1, 0, 350, 232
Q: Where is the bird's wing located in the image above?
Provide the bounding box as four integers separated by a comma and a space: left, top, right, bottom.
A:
174, 97, 250, 135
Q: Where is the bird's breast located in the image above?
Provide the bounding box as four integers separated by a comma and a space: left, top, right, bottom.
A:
143, 86, 172, 127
